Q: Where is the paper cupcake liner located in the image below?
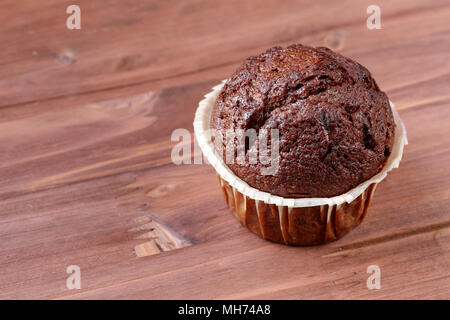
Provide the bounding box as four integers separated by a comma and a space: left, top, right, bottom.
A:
194, 80, 408, 245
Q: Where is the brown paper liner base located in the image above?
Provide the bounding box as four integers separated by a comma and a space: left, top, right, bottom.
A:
218, 175, 378, 246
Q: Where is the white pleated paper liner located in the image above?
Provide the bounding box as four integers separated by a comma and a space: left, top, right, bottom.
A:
194, 80, 408, 208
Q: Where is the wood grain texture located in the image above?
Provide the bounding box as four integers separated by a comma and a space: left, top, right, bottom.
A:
0, 0, 449, 299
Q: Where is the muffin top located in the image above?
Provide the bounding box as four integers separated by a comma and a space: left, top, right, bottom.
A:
210, 44, 395, 198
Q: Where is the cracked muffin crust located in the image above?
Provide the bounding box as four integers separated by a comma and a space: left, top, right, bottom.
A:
210, 44, 395, 198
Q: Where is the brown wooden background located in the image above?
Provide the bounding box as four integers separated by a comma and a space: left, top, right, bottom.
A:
0, 0, 449, 299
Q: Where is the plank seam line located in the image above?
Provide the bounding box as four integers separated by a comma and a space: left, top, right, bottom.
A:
322, 220, 450, 258
0, 61, 237, 111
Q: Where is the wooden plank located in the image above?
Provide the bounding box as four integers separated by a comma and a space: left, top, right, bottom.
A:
1, 0, 449, 108
59, 228, 449, 300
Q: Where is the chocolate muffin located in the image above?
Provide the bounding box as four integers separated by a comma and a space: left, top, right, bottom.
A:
210, 44, 395, 198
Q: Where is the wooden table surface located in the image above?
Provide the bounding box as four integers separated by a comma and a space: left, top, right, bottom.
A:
1, 0, 449, 299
